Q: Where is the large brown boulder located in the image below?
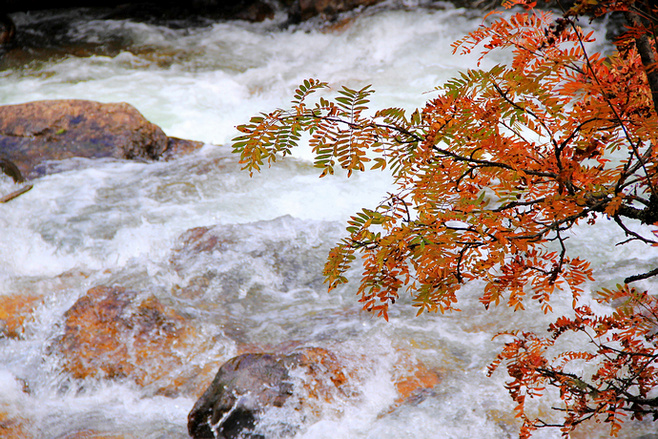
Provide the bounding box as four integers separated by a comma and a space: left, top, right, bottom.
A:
188, 347, 348, 439
0, 99, 202, 179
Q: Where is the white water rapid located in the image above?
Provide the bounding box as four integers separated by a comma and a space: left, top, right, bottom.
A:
0, 3, 657, 439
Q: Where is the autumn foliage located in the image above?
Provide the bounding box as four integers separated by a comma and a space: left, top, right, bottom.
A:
233, 0, 658, 436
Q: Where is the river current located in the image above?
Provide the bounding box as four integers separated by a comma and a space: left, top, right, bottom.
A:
0, 3, 656, 438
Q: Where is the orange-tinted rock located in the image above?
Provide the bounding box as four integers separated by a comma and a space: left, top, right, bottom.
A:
293, 346, 348, 401
388, 347, 441, 403
57, 285, 226, 395
0, 99, 203, 179
0, 412, 31, 439
0, 294, 41, 338
170, 226, 224, 265
394, 360, 440, 401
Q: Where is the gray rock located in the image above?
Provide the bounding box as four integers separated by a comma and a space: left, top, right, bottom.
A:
188, 347, 348, 439
188, 353, 294, 439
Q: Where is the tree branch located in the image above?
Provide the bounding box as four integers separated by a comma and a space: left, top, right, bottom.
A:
625, 266, 658, 283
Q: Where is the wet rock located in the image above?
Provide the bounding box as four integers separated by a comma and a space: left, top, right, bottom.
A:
389, 351, 441, 407
162, 136, 206, 160
0, 294, 42, 339
169, 216, 342, 304
0, 412, 30, 438
188, 347, 347, 439
288, 0, 383, 22
234, 0, 277, 21
393, 358, 440, 402
55, 285, 230, 395
0, 99, 203, 179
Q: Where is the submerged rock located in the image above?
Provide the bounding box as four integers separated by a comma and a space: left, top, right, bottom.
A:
169, 216, 342, 303
389, 350, 442, 410
55, 285, 231, 395
0, 411, 30, 438
0, 294, 42, 339
0, 99, 203, 179
188, 347, 348, 439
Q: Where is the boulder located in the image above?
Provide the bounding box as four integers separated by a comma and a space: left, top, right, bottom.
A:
55, 285, 228, 395
188, 347, 347, 439
0, 99, 203, 179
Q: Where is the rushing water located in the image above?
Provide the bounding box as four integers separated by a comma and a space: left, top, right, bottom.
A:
0, 4, 657, 439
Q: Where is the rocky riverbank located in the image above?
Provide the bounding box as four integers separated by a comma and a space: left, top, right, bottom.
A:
0, 216, 441, 439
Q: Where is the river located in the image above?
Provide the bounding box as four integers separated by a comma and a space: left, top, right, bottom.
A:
0, 3, 656, 438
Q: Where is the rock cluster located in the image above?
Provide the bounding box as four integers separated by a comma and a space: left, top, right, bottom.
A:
0, 217, 442, 437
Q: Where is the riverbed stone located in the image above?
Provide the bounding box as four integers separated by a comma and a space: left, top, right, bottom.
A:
56, 285, 226, 395
0, 99, 203, 179
169, 217, 342, 305
0, 294, 41, 339
0, 412, 30, 438
288, 0, 383, 22
393, 358, 441, 402
188, 347, 348, 439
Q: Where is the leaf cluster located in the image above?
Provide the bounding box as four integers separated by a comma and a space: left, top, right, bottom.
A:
232, 0, 658, 435
233, 79, 416, 178
489, 285, 658, 438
